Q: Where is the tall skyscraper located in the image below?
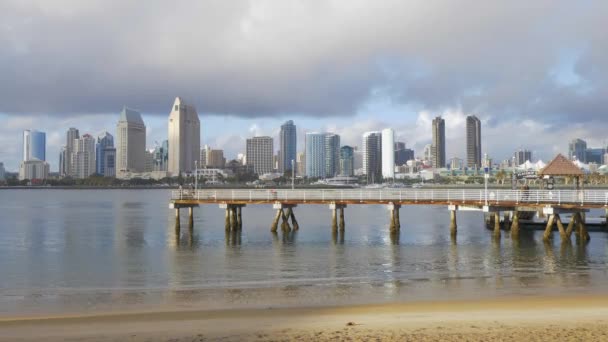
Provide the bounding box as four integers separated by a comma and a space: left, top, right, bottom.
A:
0, 162, 5, 181
59, 147, 67, 176
431, 116, 446, 168
153, 140, 169, 172
96, 131, 114, 176
65, 128, 79, 177
279, 120, 297, 173
23, 130, 46, 161
246, 136, 273, 175
305, 133, 327, 178
362, 131, 382, 183
381, 128, 395, 179
168, 97, 201, 175
339, 146, 354, 177
394, 142, 414, 166
325, 133, 340, 178
72, 134, 96, 179
466, 115, 482, 169
514, 149, 532, 165
116, 107, 146, 173
569, 138, 587, 162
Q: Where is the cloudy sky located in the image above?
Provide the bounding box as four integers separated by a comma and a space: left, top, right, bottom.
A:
1, 0, 607, 171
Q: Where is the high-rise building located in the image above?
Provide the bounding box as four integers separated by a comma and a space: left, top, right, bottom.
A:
569, 138, 587, 162
102, 148, 116, 177
59, 147, 67, 176
63, 128, 79, 177
23, 130, 46, 161
296, 152, 306, 176
305, 133, 327, 178
144, 150, 155, 172
423, 144, 432, 163
363, 131, 382, 183
116, 107, 146, 173
325, 133, 340, 178
279, 120, 297, 173
381, 128, 395, 179
72, 134, 96, 179
246, 136, 273, 175
431, 116, 446, 168
514, 149, 532, 165
466, 115, 482, 169
585, 148, 605, 164
200, 145, 211, 167
153, 140, 169, 172
19, 159, 49, 181
168, 97, 201, 175
394, 142, 414, 166
0, 162, 5, 181
207, 150, 226, 168
339, 146, 354, 177
96, 131, 114, 176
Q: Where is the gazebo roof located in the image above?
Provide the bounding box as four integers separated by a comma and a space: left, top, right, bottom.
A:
538, 154, 584, 176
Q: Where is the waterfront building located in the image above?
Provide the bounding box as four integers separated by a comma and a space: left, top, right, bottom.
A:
95, 131, 114, 176
362, 131, 382, 183
466, 115, 482, 170
305, 133, 327, 178
339, 146, 354, 177
246, 136, 273, 175
431, 116, 446, 168
168, 97, 200, 175
325, 134, 340, 178
18, 159, 49, 181
23, 130, 46, 161
0, 162, 5, 180
116, 107, 146, 173
381, 128, 395, 179
569, 138, 587, 162
296, 152, 306, 176
514, 149, 532, 165
102, 147, 116, 177
72, 134, 96, 179
152, 140, 169, 172
279, 120, 297, 173
64, 128, 79, 177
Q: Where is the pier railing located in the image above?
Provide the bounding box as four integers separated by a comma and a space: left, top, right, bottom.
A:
171, 188, 608, 207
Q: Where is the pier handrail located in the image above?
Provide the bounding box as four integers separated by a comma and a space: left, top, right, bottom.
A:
171, 188, 608, 207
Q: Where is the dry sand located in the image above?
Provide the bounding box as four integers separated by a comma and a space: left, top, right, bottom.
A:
2, 295, 608, 341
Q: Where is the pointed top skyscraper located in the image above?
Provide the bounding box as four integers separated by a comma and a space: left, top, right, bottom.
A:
168, 97, 200, 175
116, 107, 146, 173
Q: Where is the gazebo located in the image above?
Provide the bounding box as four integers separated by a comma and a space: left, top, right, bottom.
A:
538, 154, 584, 189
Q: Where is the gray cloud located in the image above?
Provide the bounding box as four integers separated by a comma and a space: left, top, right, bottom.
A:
1, 0, 607, 121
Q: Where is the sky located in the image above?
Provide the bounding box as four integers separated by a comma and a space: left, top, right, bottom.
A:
1, 0, 607, 172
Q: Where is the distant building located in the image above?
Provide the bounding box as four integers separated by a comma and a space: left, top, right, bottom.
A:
585, 148, 605, 164
325, 134, 340, 178
466, 115, 481, 169
569, 138, 587, 162
339, 146, 354, 177
168, 97, 200, 175
353, 147, 363, 171
305, 133, 327, 178
200, 145, 211, 167
64, 128, 80, 177
144, 150, 155, 172
116, 107, 146, 173
59, 146, 67, 177
207, 149, 226, 168
279, 120, 297, 173
246, 136, 273, 175
296, 152, 306, 176
423, 144, 432, 164
153, 140, 169, 172
394, 142, 414, 166
431, 116, 446, 168
23, 130, 46, 161
72, 134, 96, 179
381, 128, 395, 179
514, 149, 532, 165
362, 131, 382, 183
96, 131, 114, 176
102, 148, 116, 177
449, 157, 463, 170
19, 159, 49, 181
0, 162, 6, 181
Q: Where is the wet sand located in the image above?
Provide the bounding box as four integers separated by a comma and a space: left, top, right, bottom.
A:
2, 295, 608, 341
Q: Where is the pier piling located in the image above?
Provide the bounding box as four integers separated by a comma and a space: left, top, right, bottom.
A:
449, 209, 457, 235
271, 209, 281, 232
511, 211, 520, 238
493, 212, 501, 238
290, 210, 299, 230
339, 207, 345, 231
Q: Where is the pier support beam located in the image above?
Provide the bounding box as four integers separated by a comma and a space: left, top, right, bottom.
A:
290, 209, 300, 230
329, 203, 346, 232
543, 214, 556, 241
339, 206, 345, 231
388, 203, 401, 232
218, 203, 246, 232
493, 212, 501, 238
542, 207, 589, 242
271, 209, 281, 232
271, 203, 298, 233
225, 208, 231, 231
503, 212, 510, 230
281, 208, 292, 231
188, 207, 194, 227
448, 205, 457, 236
511, 211, 520, 238
237, 206, 243, 230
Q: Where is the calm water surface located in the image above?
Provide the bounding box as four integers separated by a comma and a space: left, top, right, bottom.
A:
1, 189, 607, 316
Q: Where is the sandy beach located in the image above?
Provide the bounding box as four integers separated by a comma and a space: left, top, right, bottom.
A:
2, 295, 608, 341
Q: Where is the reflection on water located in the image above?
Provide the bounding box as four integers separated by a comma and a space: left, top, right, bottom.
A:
1, 189, 608, 316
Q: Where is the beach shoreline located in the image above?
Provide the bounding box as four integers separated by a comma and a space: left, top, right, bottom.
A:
3, 294, 608, 341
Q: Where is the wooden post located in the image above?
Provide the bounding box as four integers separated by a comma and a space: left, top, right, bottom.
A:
290, 210, 299, 230
225, 208, 230, 231
511, 211, 520, 238
339, 207, 345, 231
281, 208, 291, 231
555, 214, 568, 240
493, 212, 501, 238
389, 207, 396, 231
394, 206, 401, 230
188, 207, 194, 227
230, 206, 237, 231
503, 212, 510, 230
271, 209, 281, 232
449, 210, 457, 236
543, 214, 556, 241
237, 206, 242, 230
577, 213, 590, 242
565, 213, 577, 238
331, 208, 338, 231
